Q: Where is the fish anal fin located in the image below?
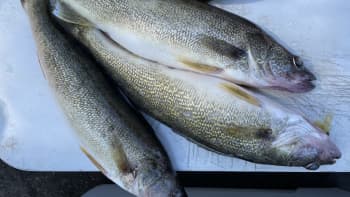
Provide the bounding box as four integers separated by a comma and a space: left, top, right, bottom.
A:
50, 0, 92, 26
220, 83, 261, 107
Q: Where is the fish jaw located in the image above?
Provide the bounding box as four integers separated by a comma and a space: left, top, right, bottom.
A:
296, 134, 341, 170
138, 173, 187, 197
245, 49, 316, 93
131, 163, 187, 197
271, 119, 341, 170
265, 70, 316, 93
20, 0, 26, 7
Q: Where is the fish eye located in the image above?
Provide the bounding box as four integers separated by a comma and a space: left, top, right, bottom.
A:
292, 56, 303, 68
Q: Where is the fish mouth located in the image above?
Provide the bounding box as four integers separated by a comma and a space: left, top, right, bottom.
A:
142, 174, 187, 197
305, 142, 341, 170
20, 0, 26, 7
293, 136, 341, 170
273, 121, 341, 170
267, 70, 316, 93
304, 149, 341, 170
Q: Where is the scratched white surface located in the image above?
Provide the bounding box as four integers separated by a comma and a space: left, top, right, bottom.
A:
0, 0, 349, 172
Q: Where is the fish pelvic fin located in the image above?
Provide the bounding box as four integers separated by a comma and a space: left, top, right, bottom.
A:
220, 82, 261, 107
50, 0, 93, 26
80, 146, 109, 176
179, 59, 223, 73
313, 114, 333, 135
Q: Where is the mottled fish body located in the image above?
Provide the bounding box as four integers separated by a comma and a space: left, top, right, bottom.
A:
58, 21, 340, 170
52, 0, 316, 93
22, 0, 186, 196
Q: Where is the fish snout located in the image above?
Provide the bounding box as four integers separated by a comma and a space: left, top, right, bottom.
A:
268, 70, 316, 93
144, 182, 187, 197
140, 172, 187, 197
290, 69, 316, 82
20, 0, 26, 7
295, 134, 341, 170
316, 137, 341, 164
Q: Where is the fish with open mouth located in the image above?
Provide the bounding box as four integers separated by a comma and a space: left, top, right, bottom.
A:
22, 0, 186, 196
56, 19, 340, 170
51, 0, 316, 93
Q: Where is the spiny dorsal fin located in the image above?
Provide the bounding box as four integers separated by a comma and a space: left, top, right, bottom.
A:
220, 82, 260, 107
50, 0, 92, 26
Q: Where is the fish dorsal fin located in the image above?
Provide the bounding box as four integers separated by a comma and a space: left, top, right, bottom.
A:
220, 82, 260, 107
200, 35, 246, 59
50, 0, 92, 26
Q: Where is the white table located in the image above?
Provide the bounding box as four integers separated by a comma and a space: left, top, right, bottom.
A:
1, 0, 349, 172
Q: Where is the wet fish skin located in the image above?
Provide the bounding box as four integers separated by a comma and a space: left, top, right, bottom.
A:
52, 0, 316, 93
59, 21, 340, 169
22, 0, 186, 196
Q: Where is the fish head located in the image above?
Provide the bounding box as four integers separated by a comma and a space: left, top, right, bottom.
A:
134, 162, 187, 197
20, 0, 28, 8
140, 173, 186, 197
269, 117, 341, 170
246, 32, 316, 93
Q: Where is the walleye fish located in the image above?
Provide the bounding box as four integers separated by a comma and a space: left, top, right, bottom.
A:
57, 20, 340, 170
22, 0, 186, 196
51, 0, 316, 93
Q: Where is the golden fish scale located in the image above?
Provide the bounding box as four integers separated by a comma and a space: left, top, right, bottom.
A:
77, 28, 274, 157
61, 0, 260, 68
24, 0, 175, 193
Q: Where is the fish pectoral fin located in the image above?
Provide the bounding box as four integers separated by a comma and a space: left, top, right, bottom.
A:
220, 82, 261, 107
50, 0, 92, 26
313, 114, 333, 135
179, 59, 223, 73
199, 35, 246, 59
80, 147, 109, 175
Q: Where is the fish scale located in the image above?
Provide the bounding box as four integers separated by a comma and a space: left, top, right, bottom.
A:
53, 0, 316, 93
58, 20, 341, 169
22, 0, 186, 196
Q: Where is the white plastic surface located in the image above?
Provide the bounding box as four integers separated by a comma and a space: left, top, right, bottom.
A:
0, 0, 349, 172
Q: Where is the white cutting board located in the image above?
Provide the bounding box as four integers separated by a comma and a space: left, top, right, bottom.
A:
1, 0, 349, 172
